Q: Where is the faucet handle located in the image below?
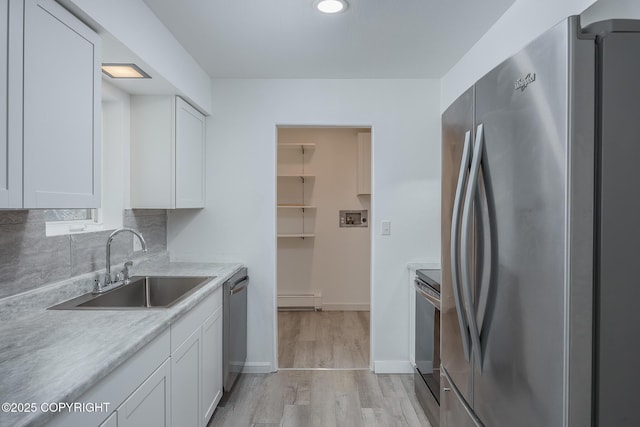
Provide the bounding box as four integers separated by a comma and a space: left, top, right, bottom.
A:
122, 261, 134, 283
93, 276, 110, 294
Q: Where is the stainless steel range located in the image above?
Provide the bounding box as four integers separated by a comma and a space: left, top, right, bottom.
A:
414, 268, 441, 426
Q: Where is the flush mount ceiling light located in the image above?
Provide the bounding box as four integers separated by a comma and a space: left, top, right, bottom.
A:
101, 63, 151, 79
315, 0, 348, 14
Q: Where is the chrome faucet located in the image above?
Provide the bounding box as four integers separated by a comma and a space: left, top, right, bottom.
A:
94, 228, 147, 294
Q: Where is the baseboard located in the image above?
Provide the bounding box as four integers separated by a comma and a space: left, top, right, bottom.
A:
277, 293, 321, 310
321, 303, 370, 311
241, 362, 274, 374
374, 360, 414, 374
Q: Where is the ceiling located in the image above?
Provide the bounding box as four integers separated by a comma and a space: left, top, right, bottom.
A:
141, 0, 515, 79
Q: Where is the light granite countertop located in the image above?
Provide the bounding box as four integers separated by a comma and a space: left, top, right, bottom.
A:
0, 256, 243, 427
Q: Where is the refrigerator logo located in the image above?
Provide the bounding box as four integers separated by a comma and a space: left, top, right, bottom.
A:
514, 73, 536, 92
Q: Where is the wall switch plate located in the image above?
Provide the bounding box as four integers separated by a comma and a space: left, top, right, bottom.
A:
381, 220, 391, 235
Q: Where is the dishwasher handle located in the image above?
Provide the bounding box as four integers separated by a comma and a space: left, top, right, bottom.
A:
229, 277, 249, 295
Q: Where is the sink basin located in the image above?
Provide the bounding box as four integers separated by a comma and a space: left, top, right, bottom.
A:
49, 276, 215, 310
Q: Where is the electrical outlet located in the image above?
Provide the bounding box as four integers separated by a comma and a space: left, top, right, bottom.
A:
381, 220, 391, 235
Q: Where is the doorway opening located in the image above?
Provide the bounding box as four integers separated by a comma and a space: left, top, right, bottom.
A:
276, 126, 372, 369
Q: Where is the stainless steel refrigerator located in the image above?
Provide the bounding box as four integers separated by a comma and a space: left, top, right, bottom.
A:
441, 16, 640, 427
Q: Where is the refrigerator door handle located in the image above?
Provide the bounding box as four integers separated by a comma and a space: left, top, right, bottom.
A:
461, 123, 485, 370
450, 130, 472, 362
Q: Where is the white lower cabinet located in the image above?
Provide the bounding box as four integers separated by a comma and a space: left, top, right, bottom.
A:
117, 359, 171, 427
171, 286, 223, 427
201, 306, 223, 424
171, 328, 201, 427
98, 412, 117, 427
50, 286, 224, 427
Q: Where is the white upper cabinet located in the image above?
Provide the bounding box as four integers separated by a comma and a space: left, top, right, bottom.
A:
0, 0, 23, 209
0, 2, 11, 208
22, 0, 101, 208
176, 98, 206, 208
131, 96, 206, 209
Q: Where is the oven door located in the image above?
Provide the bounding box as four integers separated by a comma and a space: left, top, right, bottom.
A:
415, 278, 441, 426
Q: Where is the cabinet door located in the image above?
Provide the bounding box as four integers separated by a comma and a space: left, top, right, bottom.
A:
0, 1, 9, 208
98, 412, 117, 427
118, 358, 171, 427
201, 306, 223, 426
23, 0, 101, 208
172, 327, 201, 427
175, 97, 205, 208
0, 0, 21, 208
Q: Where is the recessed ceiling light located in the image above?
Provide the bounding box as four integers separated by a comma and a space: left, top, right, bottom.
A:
101, 63, 151, 79
315, 0, 348, 14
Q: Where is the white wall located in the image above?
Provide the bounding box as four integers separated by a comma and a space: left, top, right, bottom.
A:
168, 79, 441, 373
101, 80, 131, 229
277, 128, 371, 311
63, 0, 212, 115
440, 0, 598, 111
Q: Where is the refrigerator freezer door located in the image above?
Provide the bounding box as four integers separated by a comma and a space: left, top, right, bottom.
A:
441, 370, 482, 427
441, 86, 474, 404
473, 19, 571, 427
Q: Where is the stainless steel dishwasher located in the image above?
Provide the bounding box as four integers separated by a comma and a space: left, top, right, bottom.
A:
223, 267, 248, 393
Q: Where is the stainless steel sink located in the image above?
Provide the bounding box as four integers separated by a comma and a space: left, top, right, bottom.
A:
49, 276, 215, 310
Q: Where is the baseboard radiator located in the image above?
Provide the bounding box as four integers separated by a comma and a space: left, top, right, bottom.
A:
277, 293, 322, 311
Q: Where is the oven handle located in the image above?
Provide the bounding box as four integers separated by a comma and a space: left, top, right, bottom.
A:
414, 281, 441, 310
450, 130, 472, 362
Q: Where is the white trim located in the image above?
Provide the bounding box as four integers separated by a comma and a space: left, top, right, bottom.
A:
279, 367, 371, 371
45, 211, 104, 237
321, 303, 370, 311
373, 360, 414, 374
242, 362, 275, 374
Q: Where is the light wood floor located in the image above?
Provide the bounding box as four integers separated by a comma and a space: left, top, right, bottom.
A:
278, 311, 370, 369
208, 370, 431, 427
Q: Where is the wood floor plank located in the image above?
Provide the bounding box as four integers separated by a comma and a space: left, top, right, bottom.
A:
209, 371, 430, 427
356, 370, 386, 409
209, 374, 267, 427
336, 391, 365, 427
282, 404, 311, 427
309, 370, 337, 427
399, 374, 433, 427
361, 406, 394, 427
278, 311, 370, 369
251, 373, 286, 424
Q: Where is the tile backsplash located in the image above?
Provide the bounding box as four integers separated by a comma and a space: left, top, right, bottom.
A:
0, 209, 167, 299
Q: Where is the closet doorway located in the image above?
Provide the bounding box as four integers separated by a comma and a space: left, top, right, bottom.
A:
276, 126, 372, 369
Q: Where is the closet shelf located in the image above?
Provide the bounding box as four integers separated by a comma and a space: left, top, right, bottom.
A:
277, 174, 315, 178
278, 143, 316, 149
277, 205, 316, 209
277, 233, 316, 238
